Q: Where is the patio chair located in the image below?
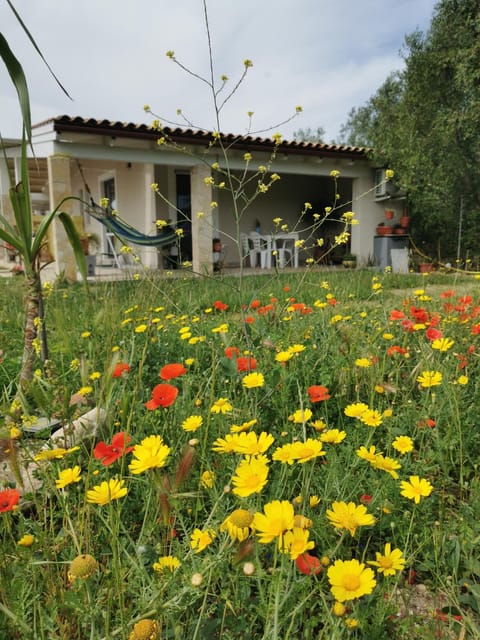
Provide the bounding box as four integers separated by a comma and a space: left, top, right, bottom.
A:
273, 235, 295, 268
241, 232, 270, 268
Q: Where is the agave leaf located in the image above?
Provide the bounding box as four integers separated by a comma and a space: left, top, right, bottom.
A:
0, 32, 31, 139
57, 212, 88, 284
6, 0, 72, 101
0, 213, 24, 252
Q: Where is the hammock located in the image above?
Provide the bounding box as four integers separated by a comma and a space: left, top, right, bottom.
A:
89, 209, 178, 248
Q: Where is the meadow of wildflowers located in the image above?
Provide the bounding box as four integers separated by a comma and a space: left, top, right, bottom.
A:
1, 269, 480, 639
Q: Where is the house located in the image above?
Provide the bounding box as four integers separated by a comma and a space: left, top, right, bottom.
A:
0, 116, 406, 277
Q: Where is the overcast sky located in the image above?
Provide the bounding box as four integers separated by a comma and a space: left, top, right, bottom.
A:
1, 0, 438, 143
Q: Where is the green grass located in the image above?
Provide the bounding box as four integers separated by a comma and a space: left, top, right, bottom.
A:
1, 267, 479, 639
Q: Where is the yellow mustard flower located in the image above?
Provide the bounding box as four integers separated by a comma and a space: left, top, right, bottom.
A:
328, 559, 376, 602
152, 555, 181, 573
55, 465, 82, 489
220, 509, 254, 542
417, 370, 443, 388
400, 476, 433, 504
86, 478, 128, 506
128, 435, 171, 475
392, 435, 414, 454
326, 501, 375, 537
368, 543, 405, 576
242, 372, 265, 389
190, 528, 216, 553
231, 455, 269, 498
252, 500, 294, 544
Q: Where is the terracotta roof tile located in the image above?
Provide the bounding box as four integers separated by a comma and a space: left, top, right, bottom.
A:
33, 115, 369, 157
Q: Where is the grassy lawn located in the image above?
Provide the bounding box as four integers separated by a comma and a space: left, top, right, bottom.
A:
1, 268, 479, 639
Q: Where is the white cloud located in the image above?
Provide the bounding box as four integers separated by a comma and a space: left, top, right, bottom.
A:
0, 0, 438, 141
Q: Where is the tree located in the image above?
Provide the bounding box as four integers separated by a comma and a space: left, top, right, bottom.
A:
339, 0, 480, 260
292, 126, 325, 143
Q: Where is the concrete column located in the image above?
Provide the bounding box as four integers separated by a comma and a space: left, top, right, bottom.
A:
351, 174, 376, 264
190, 164, 213, 274
143, 163, 157, 269
0, 160, 14, 222
47, 154, 77, 281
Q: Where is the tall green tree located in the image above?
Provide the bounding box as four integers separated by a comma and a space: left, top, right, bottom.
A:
292, 126, 325, 143
339, 0, 480, 260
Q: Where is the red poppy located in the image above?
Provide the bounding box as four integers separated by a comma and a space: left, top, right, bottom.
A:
295, 553, 322, 576
410, 307, 429, 323
244, 316, 255, 324
225, 346, 240, 359
389, 309, 405, 321
417, 418, 436, 429
472, 323, 480, 335
250, 299, 261, 309
440, 289, 455, 298
213, 300, 228, 311
0, 488, 20, 512
425, 327, 443, 341
236, 356, 257, 372
387, 345, 409, 357
112, 362, 130, 378
160, 363, 187, 380
93, 432, 134, 465
307, 385, 331, 403
359, 494, 372, 505
434, 610, 462, 623
257, 304, 274, 315
401, 319, 415, 332
327, 298, 337, 306
145, 383, 179, 409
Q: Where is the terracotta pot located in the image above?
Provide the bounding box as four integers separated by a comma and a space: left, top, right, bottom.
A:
400, 216, 410, 228
394, 227, 407, 235
385, 209, 394, 220
376, 225, 393, 236
419, 263, 434, 273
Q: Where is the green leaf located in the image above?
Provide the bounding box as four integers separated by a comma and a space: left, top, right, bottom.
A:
6, 0, 72, 101
0, 31, 31, 139
57, 212, 88, 284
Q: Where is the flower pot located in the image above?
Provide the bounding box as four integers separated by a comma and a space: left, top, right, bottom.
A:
385, 209, 394, 220
400, 216, 410, 228
342, 259, 357, 269
419, 263, 434, 273
376, 225, 393, 236
394, 227, 407, 235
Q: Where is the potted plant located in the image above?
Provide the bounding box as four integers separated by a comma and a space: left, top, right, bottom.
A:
419, 261, 434, 273
400, 208, 410, 228
385, 209, 394, 221
376, 222, 393, 236
342, 253, 357, 269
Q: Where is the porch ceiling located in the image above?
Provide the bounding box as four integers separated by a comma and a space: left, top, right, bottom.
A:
7, 158, 49, 195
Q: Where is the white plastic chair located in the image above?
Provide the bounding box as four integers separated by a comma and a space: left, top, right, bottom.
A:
273, 236, 295, 268
241, 232, 271, 268
251, 233, 271, 268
